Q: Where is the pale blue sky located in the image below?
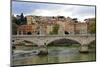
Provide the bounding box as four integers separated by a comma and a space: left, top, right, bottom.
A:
12, 1, 95, 21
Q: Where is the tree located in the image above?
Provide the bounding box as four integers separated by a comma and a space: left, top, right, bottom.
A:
89, 21, 96, 34
12, 23, 18, 35
50, 24, 59, 34
19, 13, 27, 25
86, 18, 96, 34
20, 13, 24, 20
12, 16, 18, 24
12, 16, 18, 35
12, 15, 19, 35
58, 16, 65, 18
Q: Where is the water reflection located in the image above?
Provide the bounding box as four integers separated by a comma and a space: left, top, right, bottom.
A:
12, 46, 96, 65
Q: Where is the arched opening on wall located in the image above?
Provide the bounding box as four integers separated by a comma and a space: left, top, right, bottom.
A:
37, 31, 40, 35
47, 38, 81, 47
27, 32, 32, 35
64, 31, 69, 34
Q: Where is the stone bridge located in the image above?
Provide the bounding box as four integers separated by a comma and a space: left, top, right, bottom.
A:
12, 34, 95, 53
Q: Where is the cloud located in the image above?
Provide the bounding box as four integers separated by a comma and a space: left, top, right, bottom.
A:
12, 1, 95, 21
26, 5, 95, 21
72, 6, 95, 16
29, 7, 72, 17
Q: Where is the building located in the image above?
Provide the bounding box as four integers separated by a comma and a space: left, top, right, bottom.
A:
17, 24, 37, 35
16, 15, 91, 35
26, 15, 36, 25
75, 22, 88, 34
37, 16, 88, 35
59, 17, 88, 34
16, 15, 39, 35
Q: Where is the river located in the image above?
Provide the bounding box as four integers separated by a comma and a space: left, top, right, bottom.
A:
12, 45, 96, 66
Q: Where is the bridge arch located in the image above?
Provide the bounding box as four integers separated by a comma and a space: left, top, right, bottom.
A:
46, 37, 81, 46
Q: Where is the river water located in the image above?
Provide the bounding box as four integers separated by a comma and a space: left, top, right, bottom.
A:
12, 46, 96, 66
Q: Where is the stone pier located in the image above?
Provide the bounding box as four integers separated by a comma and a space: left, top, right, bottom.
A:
79, 45, 89, 53
38, 45, 48, 55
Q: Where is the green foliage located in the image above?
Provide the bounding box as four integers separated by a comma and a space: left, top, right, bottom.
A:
50, 24, 59, 34
12, 16, 18, 35
49, 31, 54, 35
12, 16, 18, 24
12, 23, 18, 35
20, 13, 27, 25
12, 13, 27, 35
12, 13, 27, 25
88, 21, 96, 34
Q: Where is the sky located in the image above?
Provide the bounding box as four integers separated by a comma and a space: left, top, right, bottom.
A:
12, 1, 95, 22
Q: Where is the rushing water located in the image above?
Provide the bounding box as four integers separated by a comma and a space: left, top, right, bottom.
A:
12, 46, 96, 66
